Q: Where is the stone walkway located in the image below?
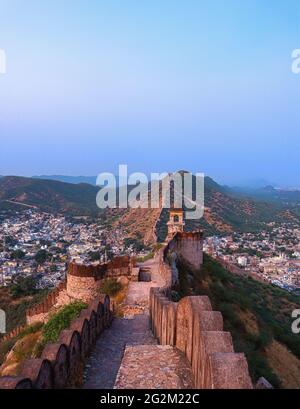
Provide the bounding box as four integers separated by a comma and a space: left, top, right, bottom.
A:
83, 315, 157, 389
115, 345, 194, 389
83, 255, 194, 389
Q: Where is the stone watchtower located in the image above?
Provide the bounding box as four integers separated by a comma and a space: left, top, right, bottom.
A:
167, 208, 185, 240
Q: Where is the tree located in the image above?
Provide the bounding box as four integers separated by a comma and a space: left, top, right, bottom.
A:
124, 238, 144, 252
5, 236, 18, 246
89, 251, 101, 262
10, 249, 25, 260
34, 249, 49, 264
10, 276, 37, 297
39, 239, 52, 247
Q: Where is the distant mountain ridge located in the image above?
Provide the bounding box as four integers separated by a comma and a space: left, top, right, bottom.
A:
0, 175, 299, 242
32, 175, 97, 185
0, 176, 99, 215
230, 178, 276, 189
30, 175, 300, 195
156, 175, 300, 240
226, 185, 300, 206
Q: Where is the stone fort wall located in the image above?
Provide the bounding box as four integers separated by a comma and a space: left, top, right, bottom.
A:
151, 232, 253, 389
167, 231, 204, 269
26, 281, 67, 325
0, 231, 254, 389
26, 255, 135, 325
0, 295, 112, 389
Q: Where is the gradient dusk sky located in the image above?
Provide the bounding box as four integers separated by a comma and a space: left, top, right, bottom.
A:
0, 1, 299, 186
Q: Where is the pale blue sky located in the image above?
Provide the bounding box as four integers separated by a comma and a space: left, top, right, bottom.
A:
0, 1, 299, 186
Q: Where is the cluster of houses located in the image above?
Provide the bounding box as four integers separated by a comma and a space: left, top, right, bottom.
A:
204, 224, 300, 292
0, 209, 144, 289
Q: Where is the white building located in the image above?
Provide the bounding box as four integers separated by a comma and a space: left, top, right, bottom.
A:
237, 256, 248, 267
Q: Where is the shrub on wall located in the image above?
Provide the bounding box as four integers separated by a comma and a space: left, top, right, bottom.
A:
42, 301, 87, 344
99, 278, 123, 297
136, 252, 154, 263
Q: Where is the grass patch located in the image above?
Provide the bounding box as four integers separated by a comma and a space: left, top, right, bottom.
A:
111, 282, 129, 318
0, 338, 16, 365
99, 278, 123, 297
0, 301, 86, 370
42, 301, 87, 344
0, 322, 45, 372
136, 252, 154, 263
17, 322, 44, 339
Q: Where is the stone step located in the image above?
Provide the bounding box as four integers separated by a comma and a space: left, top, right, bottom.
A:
114, 345, 194, 389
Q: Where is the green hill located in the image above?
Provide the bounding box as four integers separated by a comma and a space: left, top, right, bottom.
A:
176, 254, 300, 388
0, 176, 99, 215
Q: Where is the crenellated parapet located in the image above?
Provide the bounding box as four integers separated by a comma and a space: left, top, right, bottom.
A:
0, 295, 112, 389
26, 255, 135, 324
66, 256, 134, 303
26, 281, 67, 324
151, 232, 253, 389
67, 255, 134, 279
0, 324, 28, 344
